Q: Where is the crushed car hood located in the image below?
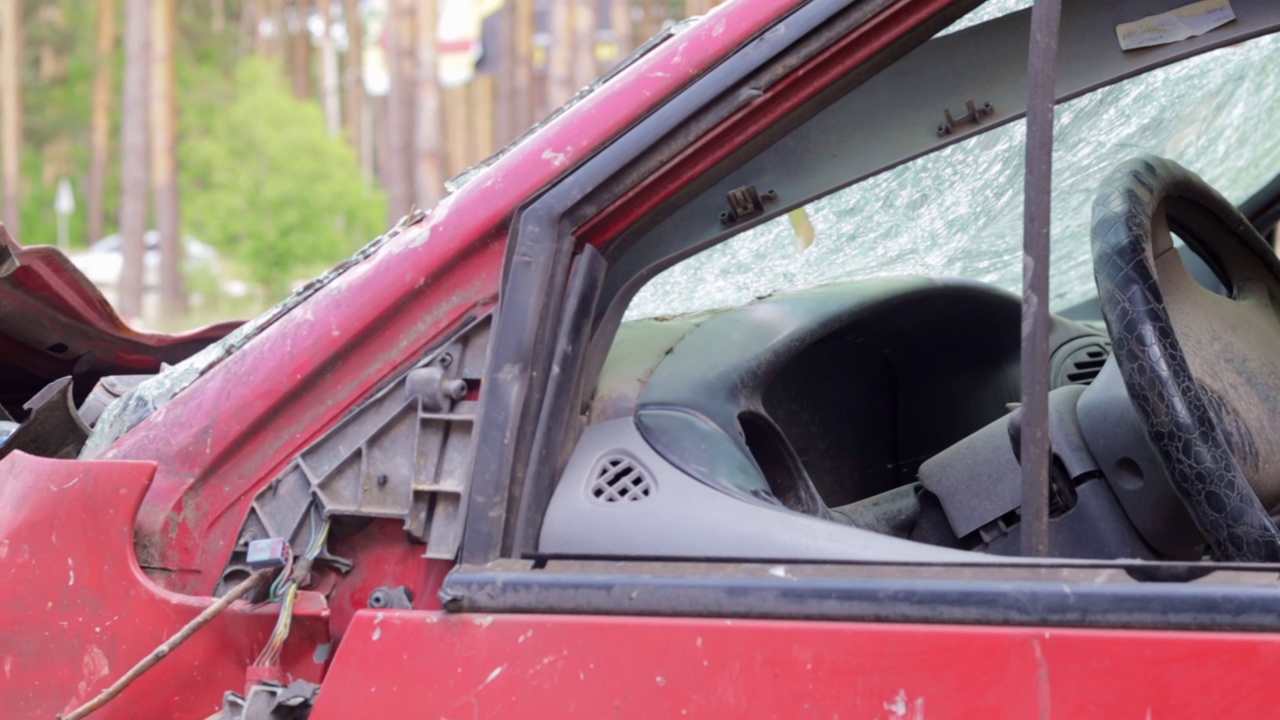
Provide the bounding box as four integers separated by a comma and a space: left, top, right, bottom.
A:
0, 225, 239, 415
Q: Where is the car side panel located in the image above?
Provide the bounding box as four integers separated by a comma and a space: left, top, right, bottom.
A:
311, 610, 1280, 718
0, 451, 329, 720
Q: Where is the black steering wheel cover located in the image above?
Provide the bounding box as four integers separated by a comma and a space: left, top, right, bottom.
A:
1091, 155, 1280, 562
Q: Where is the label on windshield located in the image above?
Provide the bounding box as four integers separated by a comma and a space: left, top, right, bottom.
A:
1116, 0, 1235, 51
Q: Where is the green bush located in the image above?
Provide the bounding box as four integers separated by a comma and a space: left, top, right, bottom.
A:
180, 57, 387, 297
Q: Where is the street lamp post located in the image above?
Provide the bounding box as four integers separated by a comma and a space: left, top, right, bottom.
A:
55, 177, 76, 251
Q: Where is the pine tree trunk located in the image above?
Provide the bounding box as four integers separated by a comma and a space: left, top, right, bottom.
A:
151, 0, 184, 318
239, 0, 259, 57
513, 0, 535, 132
0, 0, 22, 240
289, 0, 311, 99
341, 0, 363, 159
441, 84, 468, 178
495, 0, 535, 145
414, 0, 443, 208
546, 0, 573, 109
373, 94, 388, 192
383, 0, 414, 223
571, 0, 596, 91
211, 0, 225, 33
38, 5, 71, 194
88, 0, 116, 248
494, 2, 516, 146
469, 73, 495, 165
638, 0, 665, 45
119, 0, 150, 320
610, 0, 632, 62
318, 0, 340, 137
264, 0, 283, 59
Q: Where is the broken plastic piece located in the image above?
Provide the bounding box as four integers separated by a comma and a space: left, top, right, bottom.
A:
246, 538, 288, 569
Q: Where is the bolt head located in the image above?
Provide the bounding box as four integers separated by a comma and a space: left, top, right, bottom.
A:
445, 379, 468, 401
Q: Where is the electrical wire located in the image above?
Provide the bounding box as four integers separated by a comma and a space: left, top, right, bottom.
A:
267, 543, 294, 603
255, 584, 299, 667
254, 511, 331, 668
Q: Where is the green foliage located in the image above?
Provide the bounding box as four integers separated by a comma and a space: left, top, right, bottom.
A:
16, 0, 99, 247
12, 0, 384, 301
21, 1, 96, 147
179, 57, 387, 297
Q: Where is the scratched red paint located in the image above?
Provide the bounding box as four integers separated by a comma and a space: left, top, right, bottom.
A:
0, 452, 328, 719
319, 519, 454, 643
0, 2, 816, 715
9, 1, 1271, 718
312, 611, 1280, 719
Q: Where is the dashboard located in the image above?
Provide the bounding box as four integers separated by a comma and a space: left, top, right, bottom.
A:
623, 277, 1107, 512
542, 276, 1111, 561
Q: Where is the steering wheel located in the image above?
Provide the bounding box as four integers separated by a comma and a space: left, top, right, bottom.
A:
1091, 156, 1280, 562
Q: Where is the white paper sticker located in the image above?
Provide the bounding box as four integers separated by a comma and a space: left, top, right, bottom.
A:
1116, 0, 1236, 51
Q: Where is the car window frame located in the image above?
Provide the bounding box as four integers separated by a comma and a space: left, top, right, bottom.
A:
446, 0, 1280, 627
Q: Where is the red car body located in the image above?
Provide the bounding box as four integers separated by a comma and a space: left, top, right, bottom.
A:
5, 0, 1280, 717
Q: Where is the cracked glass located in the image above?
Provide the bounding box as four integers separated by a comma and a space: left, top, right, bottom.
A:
626, 27, 1280, 320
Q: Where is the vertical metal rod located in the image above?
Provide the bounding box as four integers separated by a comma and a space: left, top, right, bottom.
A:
1020, 0, 1063, 557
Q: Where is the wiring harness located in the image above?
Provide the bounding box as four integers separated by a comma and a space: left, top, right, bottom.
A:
254, 510, 331, 668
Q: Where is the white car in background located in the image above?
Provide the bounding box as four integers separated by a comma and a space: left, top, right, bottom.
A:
72, 231, 220, 289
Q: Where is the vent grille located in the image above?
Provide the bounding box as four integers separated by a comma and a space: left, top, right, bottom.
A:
588, 456, 654, 503
1064, 343, 1111, 385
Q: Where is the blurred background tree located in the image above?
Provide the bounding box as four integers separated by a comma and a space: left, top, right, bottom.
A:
0, 0, 720, 328
181, 56, 385, 296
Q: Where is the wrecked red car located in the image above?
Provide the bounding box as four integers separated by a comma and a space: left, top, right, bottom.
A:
7, 0, 1280, 717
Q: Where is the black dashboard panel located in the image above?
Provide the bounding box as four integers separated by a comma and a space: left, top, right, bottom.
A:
762, 287, 1025, 505
634, 278, 1106, 510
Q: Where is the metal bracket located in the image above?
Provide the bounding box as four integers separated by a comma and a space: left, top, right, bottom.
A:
719, 185, 777, 226
936, 100, 994, 136
0, 376, 89, 461
217, 317, 490, 593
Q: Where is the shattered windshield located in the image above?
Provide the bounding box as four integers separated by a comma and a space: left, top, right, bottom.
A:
80, 213, 422, 458
626, 31, 1280, 320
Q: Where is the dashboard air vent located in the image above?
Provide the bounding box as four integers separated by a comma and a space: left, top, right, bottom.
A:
1063, 343, 1111, 385
588, 455, 653, 503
